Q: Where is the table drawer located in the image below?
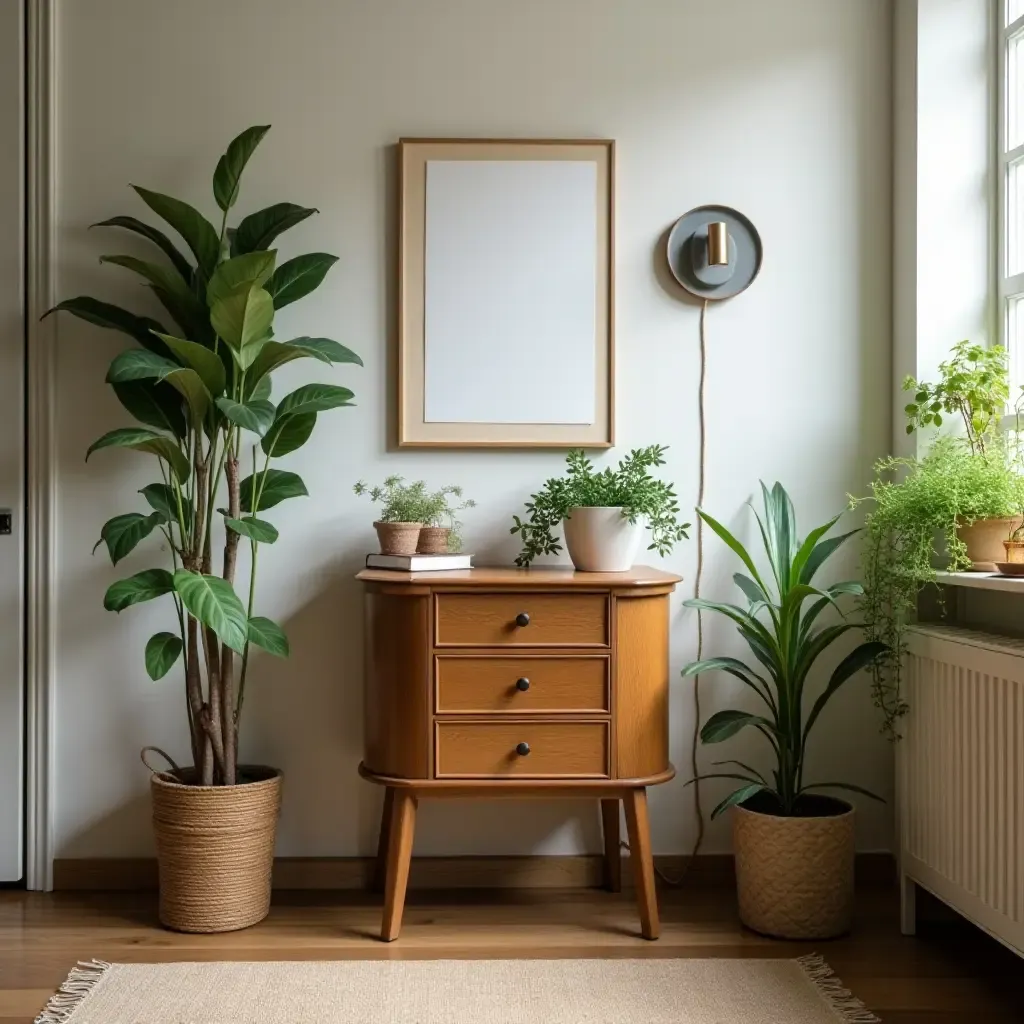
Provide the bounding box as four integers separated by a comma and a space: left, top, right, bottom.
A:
435, 656, 609, 713
434, 720, 609, 778
435, 593, 608, 647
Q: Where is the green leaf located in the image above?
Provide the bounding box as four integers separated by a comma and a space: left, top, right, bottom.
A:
233, 202, 316, 254
42, 297, 170, 355
144, 630, 184, 679
140, 482, 192, 522
216, 397, 276, 436
244, 340, 329, 394
700, 709, 777, 744
288, 336, 362, 366
803, 641, 889, 744
681, 657, 776, 712
206, 250, 276, 307
800, 782, 885, 803
103, 568, 175, 612
799, 528, 860, 585
153, 333, 226, 396
112, 380, 187, 439
276, 382, 355, 419
250, 375, 272, 402
94, 511, 165, 565
696, 508, 770, 595
733, 572, 770, 608
224, 516, 279, 544
261, 411, 316, 458
172, 570, 248, 653
210, 285, 274, 357
98, 254, 193, 302
144, 631, 183, 681
131, 185, 220, 274
239, 469, 308, 512
213, 125, 270, 211
710, 784, 765, 820
711, 760, 769, 786
267, 253, 338, 308
163, 367, 211, 430
247, 615, 290, 657
91, 216, 193, 280
105, 348, 180, 384
86, 427, 190, 482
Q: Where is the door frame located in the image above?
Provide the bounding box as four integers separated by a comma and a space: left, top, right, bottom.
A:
24, 0, 57, 892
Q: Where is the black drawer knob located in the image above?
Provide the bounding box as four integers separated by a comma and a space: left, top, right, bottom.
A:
515, 741, 531, 756
515, 677, 531, 692
515, 612, 530, 627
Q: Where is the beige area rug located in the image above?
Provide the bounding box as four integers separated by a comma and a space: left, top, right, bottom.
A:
37, 956, 880, 1024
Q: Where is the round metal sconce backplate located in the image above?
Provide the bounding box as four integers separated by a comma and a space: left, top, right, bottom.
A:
666, 204, 762, 301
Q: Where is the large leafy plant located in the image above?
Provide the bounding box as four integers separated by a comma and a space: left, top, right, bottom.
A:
510, 446, 690, 566
47, 125, 361, 786
682, 483, 887, 818
853, 341, 1024, 738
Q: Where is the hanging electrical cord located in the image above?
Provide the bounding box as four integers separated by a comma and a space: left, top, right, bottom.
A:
620, 298, 709, 886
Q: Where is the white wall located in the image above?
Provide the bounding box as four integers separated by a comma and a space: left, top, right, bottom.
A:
53, 0, 894, 861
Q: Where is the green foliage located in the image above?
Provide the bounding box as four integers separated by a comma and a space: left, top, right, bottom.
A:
509, 446, 690, 567
48, 125, 361, 786
903, 341, 1010, 454
682, 482, 888, 818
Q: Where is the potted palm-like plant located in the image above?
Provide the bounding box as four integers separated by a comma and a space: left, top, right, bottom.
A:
682, 483, 887, 939
47, 125, 361, 932
510, 446, 689, 570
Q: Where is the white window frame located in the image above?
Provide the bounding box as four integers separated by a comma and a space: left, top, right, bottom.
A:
1000, 2, 1024, 395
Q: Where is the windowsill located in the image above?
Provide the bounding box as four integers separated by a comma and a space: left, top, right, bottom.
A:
934, 570, 1024, 593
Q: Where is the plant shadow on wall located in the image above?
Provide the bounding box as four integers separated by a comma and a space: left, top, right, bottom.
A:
46, 125, 362, 932
851, 341, 1024, 738
682, 482, 888, 939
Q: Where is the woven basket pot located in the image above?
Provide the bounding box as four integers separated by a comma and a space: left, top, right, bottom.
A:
956, 517, 1021, 571
417, 526, 450, 553
151, 766, 282, 933
733, 795, 855, 940
374, 521, 422, 556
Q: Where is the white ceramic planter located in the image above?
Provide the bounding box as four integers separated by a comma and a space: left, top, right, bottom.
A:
562, 506, 642, 572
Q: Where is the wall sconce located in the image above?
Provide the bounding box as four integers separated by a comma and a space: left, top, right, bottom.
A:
665, 205, 762, 300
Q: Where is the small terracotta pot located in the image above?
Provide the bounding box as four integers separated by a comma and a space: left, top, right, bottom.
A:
733, 793, 855, 940
1003, 539, 1024, 564
956, 517, 1023, 571
417, 526, 451, 554
374, 521, 422, 556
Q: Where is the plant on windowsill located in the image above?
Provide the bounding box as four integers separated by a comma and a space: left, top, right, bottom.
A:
510, 446, 690, 572
46, 125, 362, 933
681, 482, 888, 939
851, 341, 1024, 739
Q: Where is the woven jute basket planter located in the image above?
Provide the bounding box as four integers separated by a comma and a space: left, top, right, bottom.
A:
150, 763, 282, 933
417, 526, 450, 553
374, 520, 422, 555
733, 795, 855, 940
956, 516, 1021, 571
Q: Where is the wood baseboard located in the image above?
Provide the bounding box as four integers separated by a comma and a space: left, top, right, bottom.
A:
52, 852, 895, 892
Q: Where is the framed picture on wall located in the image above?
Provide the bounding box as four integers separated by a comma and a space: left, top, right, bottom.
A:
397, 138, 615, 447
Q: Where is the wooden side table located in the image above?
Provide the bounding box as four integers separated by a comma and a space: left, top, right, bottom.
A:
356, 565, 680, 941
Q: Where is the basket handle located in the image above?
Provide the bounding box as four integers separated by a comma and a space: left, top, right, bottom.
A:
140, 746, 181, 775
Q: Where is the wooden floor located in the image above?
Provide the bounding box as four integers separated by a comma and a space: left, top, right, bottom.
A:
0, 883, 1019, 1022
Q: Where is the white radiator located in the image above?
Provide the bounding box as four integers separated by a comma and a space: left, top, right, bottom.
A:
900, 625, 1024, 956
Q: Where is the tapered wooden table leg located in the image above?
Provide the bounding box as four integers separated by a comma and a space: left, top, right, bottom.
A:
381, 789, 417, 941
600, 798, 622, 893
623, 787, 659, 939
372, 787, 395, 893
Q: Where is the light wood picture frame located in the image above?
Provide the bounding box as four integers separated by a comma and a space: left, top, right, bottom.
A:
398, 138, 615, 448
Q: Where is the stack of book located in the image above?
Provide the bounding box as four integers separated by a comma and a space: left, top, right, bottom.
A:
364, 552, 473, 572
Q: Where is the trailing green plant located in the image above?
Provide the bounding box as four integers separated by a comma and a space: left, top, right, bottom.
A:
853, 341, 1024, 738
48, 125, 362, 787
682, 482, 888, 818
510, 446, 690, 567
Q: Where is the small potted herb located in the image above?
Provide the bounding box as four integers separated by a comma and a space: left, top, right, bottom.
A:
510, 446, 689, 571
1004, 512, 1024, 564
354, 476, 431, 555
418, 486, 476, 553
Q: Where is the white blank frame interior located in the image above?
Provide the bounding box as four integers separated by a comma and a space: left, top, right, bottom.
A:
398, 139, 614, 447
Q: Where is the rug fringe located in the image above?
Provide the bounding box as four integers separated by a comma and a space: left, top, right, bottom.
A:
796, 955, 880, 1023
34, 960, 112, 1024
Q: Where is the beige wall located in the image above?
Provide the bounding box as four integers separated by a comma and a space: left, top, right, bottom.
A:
53, 0, 894, 859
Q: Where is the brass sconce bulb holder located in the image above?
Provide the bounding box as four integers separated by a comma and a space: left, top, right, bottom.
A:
666, 205, 762, 301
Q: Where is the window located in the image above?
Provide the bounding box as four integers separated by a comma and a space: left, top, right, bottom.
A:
1000, 3, 1024, 391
